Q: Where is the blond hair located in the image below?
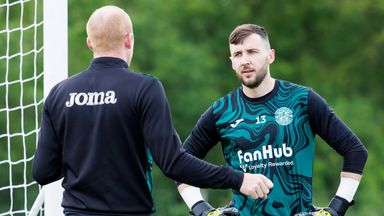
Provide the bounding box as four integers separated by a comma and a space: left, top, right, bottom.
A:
86, 6, 132, 53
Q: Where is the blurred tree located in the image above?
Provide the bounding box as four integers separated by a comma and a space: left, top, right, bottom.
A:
65, 0, 383, 215
1, 0, 379, 215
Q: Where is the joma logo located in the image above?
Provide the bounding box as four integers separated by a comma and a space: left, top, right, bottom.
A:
65, 90, 117, 107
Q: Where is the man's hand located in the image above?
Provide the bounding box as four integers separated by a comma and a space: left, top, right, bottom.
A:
190, 200, 239, 216
239, 173, 273, 199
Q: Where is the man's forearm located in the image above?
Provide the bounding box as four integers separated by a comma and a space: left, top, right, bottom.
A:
178, 184, 204, 209
336, 172, 362, 202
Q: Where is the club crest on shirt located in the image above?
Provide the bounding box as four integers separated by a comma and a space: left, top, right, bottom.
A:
274, 107, 293, 126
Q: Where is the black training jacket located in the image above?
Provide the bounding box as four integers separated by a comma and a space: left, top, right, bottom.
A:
32, 57, 243, 215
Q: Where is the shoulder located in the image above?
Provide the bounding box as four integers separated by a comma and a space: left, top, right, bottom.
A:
278, 80, 311, 92
213, 88, 238, 106
276, 80, 314, 103
48, 69, 89, 93
119, 69, 160, 85
212, 88, 240, 115
133, 72, 164, 92
131, 70, 158, 82
278, 80, 328, 104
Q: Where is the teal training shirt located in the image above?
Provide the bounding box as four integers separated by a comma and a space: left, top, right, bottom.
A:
182, 80, 367, 216
216, 80, 313, 215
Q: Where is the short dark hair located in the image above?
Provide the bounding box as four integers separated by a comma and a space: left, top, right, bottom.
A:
229, 24, 270, 46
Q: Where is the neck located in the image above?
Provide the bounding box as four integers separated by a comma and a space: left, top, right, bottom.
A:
93, 49, 131, 65
242, 75, 275, 98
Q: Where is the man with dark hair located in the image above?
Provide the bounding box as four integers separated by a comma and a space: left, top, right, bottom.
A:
178, 24, 368, 216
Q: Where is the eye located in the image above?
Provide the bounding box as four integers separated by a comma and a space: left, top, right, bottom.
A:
248, 49, 258, 54
233, 52, 241, 57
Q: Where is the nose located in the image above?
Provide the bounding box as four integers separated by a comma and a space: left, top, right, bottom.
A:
240, 55, 251, 66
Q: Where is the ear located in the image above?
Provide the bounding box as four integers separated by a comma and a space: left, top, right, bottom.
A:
268, 49, 275, 64
229, 56, 236, 71
86, 37, 93, 51
125, 33, 134, 49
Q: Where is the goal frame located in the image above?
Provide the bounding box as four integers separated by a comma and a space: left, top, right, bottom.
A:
41, 0, 68, 215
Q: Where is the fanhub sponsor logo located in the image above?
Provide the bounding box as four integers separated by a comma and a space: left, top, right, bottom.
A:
237, 143, 293, 164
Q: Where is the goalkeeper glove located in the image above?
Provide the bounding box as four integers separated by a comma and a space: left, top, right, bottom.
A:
294, 195, 353, 216
294, 209, 337, 216
217, 200, 239, 216
190, 200, 239, 216
326, 195, 354, 216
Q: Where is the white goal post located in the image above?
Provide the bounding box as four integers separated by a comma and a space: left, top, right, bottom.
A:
39, 0, 68, 215
0, 0, 67, 215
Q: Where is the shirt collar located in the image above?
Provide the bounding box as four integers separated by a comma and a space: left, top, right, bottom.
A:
90, 57, 128, 69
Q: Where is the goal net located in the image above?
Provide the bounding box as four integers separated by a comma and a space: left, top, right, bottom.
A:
0, 0, 67, 215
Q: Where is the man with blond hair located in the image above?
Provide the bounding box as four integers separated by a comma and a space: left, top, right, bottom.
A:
32, 6, 272, 216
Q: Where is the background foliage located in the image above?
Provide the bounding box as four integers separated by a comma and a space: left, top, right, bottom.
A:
1, 0, 383, 215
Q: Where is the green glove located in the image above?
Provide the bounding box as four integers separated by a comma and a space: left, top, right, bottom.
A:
294, 196, 353, 216
294, 208, 337, 216
190, 200, 239, 216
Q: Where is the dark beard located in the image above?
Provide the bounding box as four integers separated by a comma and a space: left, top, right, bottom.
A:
238, 68, 267, 89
